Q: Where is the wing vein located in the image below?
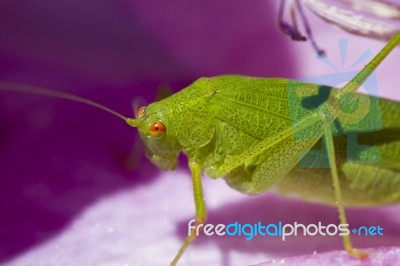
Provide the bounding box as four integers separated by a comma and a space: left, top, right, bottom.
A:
215, 117, 263, 141
213, 93, 291, 122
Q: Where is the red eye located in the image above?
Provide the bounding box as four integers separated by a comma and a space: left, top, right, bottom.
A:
149, 121, 165, 137
137, 106, 146, 119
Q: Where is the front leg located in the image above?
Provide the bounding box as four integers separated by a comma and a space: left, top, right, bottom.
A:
171, 158, 206, 266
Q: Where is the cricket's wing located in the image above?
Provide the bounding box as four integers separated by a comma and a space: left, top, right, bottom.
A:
205, 76, 330, 193
340, 97, 400, 203
208, 76, 309, 142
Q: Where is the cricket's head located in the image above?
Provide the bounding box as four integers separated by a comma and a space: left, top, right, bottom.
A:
127, 102, 181, 171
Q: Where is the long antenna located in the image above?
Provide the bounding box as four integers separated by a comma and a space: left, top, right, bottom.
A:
0, 82, 138, 127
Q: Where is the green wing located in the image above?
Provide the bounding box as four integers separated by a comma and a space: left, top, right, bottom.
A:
341, 97, 400, 204
203, 75, 327, 182
275, 97, 400, 206
201, 75, 400, 202
209, 76, 293, 143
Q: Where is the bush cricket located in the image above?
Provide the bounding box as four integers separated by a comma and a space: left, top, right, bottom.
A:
1, 32, 399, 265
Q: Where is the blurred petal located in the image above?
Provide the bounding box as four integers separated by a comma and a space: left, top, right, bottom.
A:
303, 0, 400, 40
254, 247, 400, 266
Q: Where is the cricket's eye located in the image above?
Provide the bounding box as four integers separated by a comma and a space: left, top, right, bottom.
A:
137, 106, 146, 119
149, 121, 165, 137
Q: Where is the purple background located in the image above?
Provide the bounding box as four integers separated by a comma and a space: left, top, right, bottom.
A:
0, 1, 399, 265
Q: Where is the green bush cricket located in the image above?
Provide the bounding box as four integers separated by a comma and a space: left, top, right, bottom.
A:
1, 32, 399, 265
